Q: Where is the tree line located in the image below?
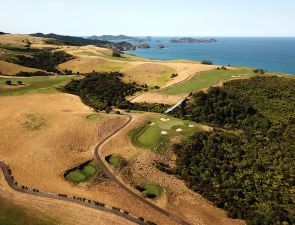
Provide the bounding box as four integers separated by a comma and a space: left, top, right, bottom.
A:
173, 76, 295, 225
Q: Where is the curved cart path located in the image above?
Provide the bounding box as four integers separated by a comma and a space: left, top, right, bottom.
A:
0, 164, 145, 225
94, 114, 191, 225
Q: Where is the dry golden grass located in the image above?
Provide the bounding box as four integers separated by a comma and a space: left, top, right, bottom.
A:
0, 171, 137, 225
0, 93, 177, 225
58, 57, 129, 73
122, 63, 176, 86
0, 34, 46, 46
0, 60, 40, 75
130, 92, 187, 105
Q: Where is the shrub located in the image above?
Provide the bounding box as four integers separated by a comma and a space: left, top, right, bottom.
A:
5, 80, 12, 85
201, 59, 213, 65
112, 50, 121, 57
17, 81, 23, 85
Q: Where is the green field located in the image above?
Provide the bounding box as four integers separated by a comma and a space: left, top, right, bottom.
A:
131, 115, 202, 150
0, 196, 57, 225
65, 163, 98, 183
0, 75, 73, 95
159, 68, 256, 95
140, 184, 162, 199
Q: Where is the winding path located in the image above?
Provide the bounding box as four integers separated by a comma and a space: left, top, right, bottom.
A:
94, 114, 191, 225
0, 161, 146, 225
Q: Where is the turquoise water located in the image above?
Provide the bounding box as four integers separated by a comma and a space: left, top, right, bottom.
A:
125, 37, 295, 75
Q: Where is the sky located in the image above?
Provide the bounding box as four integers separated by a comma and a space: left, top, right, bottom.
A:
1, 0, 295, 37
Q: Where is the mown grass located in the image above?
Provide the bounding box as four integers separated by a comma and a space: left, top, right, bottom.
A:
65, 163, 98, 183
0, 75, 73, 96
159, 68, 256, 95
86, 114, 100, 121
106, 155, 125, 167
0, 196, 57, 225
131, 115, 202, 150
140, 183, 162, 199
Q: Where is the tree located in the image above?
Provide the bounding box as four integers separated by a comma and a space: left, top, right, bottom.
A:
17, 81, 23, 85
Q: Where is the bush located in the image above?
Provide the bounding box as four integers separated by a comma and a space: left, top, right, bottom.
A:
5, 80, 12, 85
17, 81, 23, 85
15, 71, 50, 77
201, 59, 213, 65
112, 50, 121, 57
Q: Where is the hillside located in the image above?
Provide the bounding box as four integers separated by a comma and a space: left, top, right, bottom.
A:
173, 76, 295, 225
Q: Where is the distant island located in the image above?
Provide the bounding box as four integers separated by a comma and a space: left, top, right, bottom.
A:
88, 34, 135, 41
170, 37, 217, 43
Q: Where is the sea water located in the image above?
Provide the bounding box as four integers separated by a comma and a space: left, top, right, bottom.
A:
125, 37, 295, 75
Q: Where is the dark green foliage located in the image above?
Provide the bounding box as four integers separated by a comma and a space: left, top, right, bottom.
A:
253, 69, 265, 74
17, 81, 22, 85
5, 80, 12, 85
173, 76, 295, 225
201, 59, 213, 65
12, 51, 73, 72
63, 72, 141, 111
15, 71, 50, 77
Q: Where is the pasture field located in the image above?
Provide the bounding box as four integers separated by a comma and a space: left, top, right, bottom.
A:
0, 75, 73, 95
0, 60, 40, 75
131, 114, 203, 150
159, 68, 256, 95
122, 63, 177, 87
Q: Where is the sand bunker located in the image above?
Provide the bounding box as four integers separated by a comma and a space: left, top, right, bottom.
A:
150, 122, 155, 126
188, 124, 194, 128
161, 131, 168, 135
176, 128, 183, 132
160, 118, 170, 122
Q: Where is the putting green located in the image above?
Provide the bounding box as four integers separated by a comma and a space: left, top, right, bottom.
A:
131, 115, 201, 150
65, 163, 97, 183
140, 183, 162, 199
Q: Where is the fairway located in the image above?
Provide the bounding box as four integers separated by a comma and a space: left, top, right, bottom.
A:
159, 68, 256, 95
65, 163, 98, 183
131, 115, 202, 150
0, 75, 73, 95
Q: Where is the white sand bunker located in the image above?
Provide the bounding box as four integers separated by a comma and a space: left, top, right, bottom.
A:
188, 124, 195, 128
176, 128, 183, 132
160, 118, 170, 122
150, 122, 155, 126
161, 131, 168, 135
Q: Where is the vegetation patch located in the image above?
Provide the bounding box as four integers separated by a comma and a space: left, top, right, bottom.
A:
65, 163, 98, 183
136, 183, 163, 199
23, 114, 46, 131
160, 68, 256, 95
173, 76, 295, 225
105, 155, 127, 169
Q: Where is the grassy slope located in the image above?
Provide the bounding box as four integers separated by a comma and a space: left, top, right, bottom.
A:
159, 68, 256, 95
0, 76, 73, 95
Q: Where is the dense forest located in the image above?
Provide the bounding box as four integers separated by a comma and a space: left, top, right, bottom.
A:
12, 50, 73, 72
64, 72, 141, 110
173, 76, 295, 225
63, 72, 170, 113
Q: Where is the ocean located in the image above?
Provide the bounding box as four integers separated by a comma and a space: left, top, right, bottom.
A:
125, 37, 295, 75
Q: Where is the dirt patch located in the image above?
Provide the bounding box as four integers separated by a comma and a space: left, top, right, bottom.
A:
131, 92, 187, 105
0, 60, 40, 75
